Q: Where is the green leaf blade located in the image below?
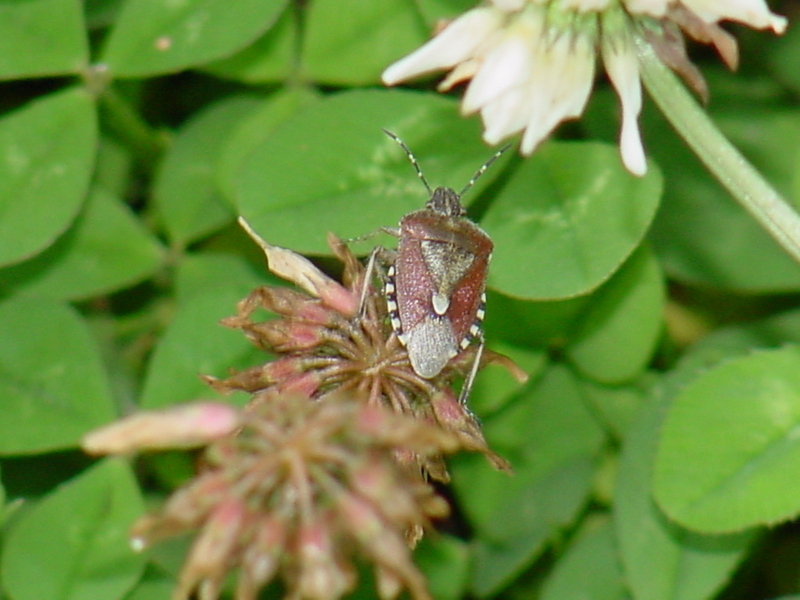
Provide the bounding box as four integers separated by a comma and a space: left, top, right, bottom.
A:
0, 187, 165, 301
0, 296, 116, 455
566, 245, 666, 383
217, 87, 320, 204
139, 257, 265, 410
483, 141, 663, 299
0, 0, 88, 80
655, 345, 800, 532
154, 95, 262, 246
102, 0, 288, 77
540, 518, 627, 600
616, 373, 755, 600
451, 364, 606, 595
1, 459, 145, 600
0, 87, 97, 267
301, 0, 427, 85
202, 4, 297, 83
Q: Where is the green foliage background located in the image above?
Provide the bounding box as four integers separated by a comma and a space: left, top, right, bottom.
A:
1, 0, 800, 599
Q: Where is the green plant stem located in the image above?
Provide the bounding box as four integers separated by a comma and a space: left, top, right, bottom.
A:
635, 36, 800, 267
98, 85, 166, 172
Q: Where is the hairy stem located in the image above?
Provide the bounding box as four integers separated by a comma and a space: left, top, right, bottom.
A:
635, 36, 800, 266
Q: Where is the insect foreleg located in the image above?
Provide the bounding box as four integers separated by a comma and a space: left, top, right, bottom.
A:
356, 245, 396, 320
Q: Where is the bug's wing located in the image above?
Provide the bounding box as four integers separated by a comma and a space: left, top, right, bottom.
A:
405, 314, 458, 379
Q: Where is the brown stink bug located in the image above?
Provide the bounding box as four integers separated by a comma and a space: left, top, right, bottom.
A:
375, 130, 508, 404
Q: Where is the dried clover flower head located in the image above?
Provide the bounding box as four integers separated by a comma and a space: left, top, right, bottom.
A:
88, 393, 458, 600
206, 219, 524, 476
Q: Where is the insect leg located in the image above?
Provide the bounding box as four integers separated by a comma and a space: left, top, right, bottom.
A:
355, 245, 395, 320
345, 226, 400, 244
458, 334, 485, 405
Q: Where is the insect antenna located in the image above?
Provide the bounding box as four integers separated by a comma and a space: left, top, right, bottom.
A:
459, 143, 511, 197
382, 129, 432, 195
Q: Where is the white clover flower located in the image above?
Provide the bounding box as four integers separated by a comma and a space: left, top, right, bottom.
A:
382, 0, 786, 176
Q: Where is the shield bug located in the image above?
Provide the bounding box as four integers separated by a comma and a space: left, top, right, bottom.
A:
378, 130, 507, 403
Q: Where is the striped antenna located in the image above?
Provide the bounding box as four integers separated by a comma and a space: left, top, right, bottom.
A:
382, 129, 432, 195
459, 143, 511, 197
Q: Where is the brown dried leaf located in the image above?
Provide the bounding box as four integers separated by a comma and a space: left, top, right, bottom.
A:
644, 22, 710, 103
667, 5, 739, 70
239, 217, 333, 295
